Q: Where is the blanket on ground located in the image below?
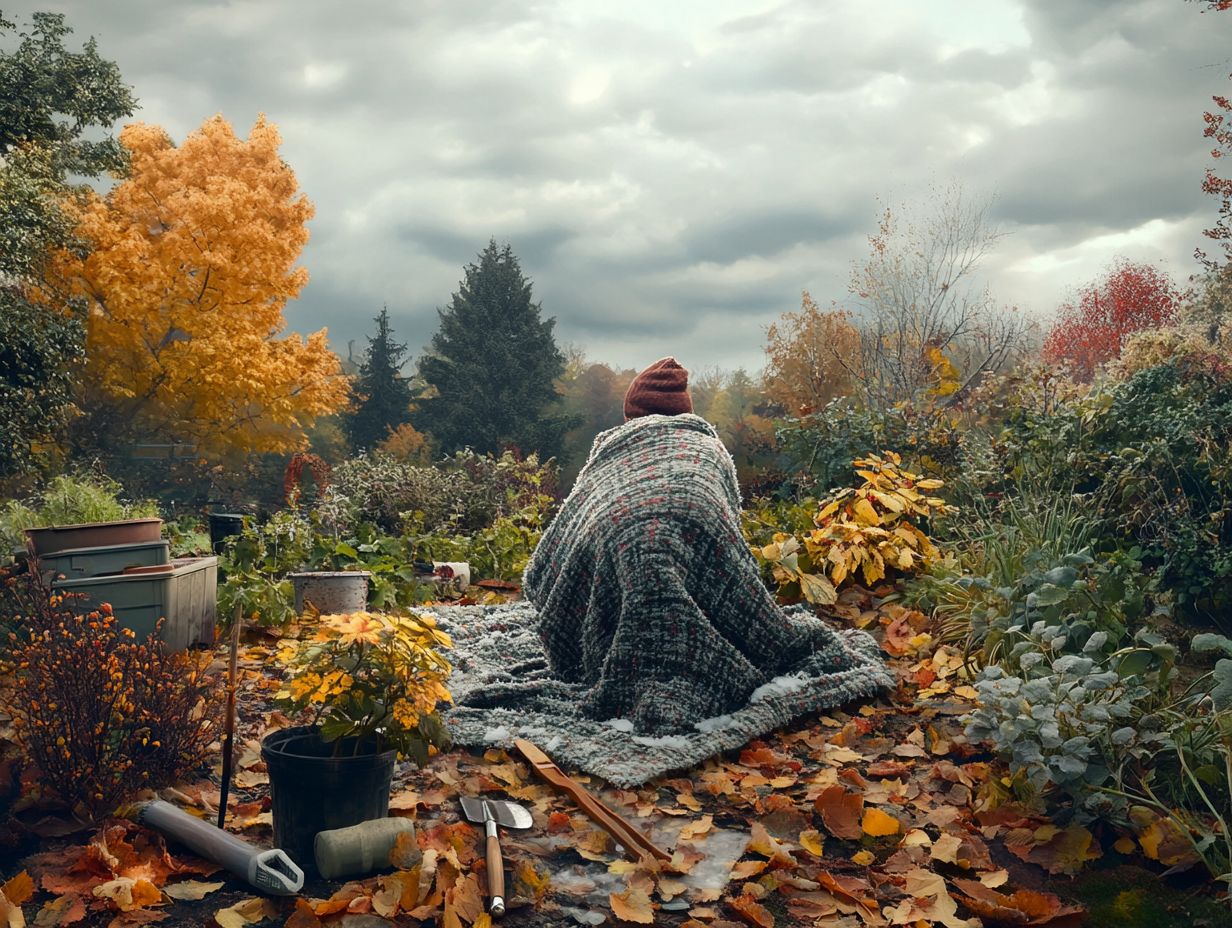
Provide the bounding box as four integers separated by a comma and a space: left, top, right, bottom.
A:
444, 414, 891, 746
430, 601, 892, 788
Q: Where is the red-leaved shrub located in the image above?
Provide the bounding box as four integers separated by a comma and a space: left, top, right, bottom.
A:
1042, 259, 1182, 380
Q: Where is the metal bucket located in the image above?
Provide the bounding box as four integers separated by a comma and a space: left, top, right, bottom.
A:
288, 571, 371, 615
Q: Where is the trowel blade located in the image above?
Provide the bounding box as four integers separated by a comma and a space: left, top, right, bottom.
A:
460, 795, 532, 831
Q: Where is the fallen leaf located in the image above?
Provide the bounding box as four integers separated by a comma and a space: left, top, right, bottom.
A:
213, 897, 275, 928
445, 874, 484, 925
852, 850, 875, 866
729, 894, 774, 928
389, 831, 422, 870
0, 890, 24, 928
729, 860, 767, 881
884, 869, 978, 928
1135, 813, 1199, 868
2, 875, 33, 907
882, 615, 916, 656
799, 829, 825, 858
162, 882, 224, 902
930, 833, 963, 864
862, 807, 901, 837
91, 880, 162, 913
106, 911, 166, 928
610, 887, 655, 924
979, 870, 1009, 888
951, 878, 1085, 927
233, 770, 268, 789
511, 859, 551, 904
284, 900, 321, 928
1007, 824, 1101, 875
815, 786, 864, 840
680, 814, 714, 841
816, 870, 879, 919
32, 895, 85, 928
747, 823, 796, 868
388, 789, 420, 812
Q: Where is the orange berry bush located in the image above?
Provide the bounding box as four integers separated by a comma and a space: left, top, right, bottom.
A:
0, 566, 222, 818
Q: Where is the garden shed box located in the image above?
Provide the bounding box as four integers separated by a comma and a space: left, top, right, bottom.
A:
53, 556, 218, 651
34, 540, 170, 583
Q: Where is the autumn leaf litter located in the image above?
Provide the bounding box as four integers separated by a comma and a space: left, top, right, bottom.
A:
2, 589, 1099, 927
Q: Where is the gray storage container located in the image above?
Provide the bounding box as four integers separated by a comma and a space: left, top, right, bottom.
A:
34, 540, 170, 583
53, 556, 218, 651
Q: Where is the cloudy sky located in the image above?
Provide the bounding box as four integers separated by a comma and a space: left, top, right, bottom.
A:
24, 0, 1232, 372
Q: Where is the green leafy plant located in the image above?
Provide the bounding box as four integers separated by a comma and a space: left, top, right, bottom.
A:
320, 449, 557, 536
273, 610, 453, 764
216, 511, 308, 626
964, 625, 1176, 822
0, 472, 159, 561
775, 398, 962, 496
963, 548, 1155, 671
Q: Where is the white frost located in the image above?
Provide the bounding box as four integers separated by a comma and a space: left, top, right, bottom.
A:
632, 734, 694, 749
750, 672, 810, 703
482, 726, 511, 743
694, 713, 738, 733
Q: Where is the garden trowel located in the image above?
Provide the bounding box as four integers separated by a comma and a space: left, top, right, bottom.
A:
460, 796, 532, 917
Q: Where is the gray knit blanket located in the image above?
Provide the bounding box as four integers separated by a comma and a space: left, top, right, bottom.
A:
426, 414, 893, 786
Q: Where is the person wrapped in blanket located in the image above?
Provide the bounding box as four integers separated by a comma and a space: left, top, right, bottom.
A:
522, 357, 889, 735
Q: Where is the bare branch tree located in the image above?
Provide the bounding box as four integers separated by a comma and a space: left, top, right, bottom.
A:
846, 183, 1033, 406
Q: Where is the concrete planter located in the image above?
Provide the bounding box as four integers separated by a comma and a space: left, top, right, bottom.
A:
288, 571, 371, 615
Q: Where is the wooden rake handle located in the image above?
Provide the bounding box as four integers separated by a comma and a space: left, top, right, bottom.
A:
513, 738, 671, 864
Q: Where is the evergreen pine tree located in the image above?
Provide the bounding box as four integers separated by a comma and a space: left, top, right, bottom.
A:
345, 307, 414, 451
416, 240, 573, 457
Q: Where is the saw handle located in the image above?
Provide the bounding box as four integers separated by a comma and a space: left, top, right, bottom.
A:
485, 820, 506, 917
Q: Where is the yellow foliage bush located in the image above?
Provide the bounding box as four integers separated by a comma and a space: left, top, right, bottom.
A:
274, 610, 452, 764
1109, 325, 1231, 382
757, 452, 954, 604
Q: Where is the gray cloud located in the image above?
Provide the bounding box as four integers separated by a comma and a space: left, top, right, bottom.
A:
20, 0, 1232, 372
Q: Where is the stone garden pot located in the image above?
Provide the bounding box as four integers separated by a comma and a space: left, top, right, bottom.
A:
288, 570, 371, 615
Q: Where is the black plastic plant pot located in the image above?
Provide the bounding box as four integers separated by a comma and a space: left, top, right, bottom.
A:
260, 725, 397, 876
207, 513, 246, 556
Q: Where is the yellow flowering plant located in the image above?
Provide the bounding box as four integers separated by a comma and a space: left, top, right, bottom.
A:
274, 610, 453, 764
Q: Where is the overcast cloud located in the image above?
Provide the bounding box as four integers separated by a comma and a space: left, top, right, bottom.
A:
20, 0, 1232, 372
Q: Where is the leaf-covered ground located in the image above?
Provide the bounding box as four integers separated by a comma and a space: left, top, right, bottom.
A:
0, 588, 1226, 928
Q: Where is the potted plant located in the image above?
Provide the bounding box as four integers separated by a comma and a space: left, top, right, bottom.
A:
262, 610, 453, 872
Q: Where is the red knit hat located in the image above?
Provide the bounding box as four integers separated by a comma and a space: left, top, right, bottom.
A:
623, 357, 693, 420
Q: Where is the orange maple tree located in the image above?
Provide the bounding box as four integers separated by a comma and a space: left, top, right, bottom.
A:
762, 291, 861, 416
49, 115, 347, 459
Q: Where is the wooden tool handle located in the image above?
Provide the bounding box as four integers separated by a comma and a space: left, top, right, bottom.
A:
486, 827, 506, 917
513, 739, 671, 862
